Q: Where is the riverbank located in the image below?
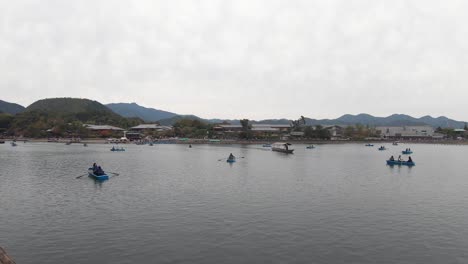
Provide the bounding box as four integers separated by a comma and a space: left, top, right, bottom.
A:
3, 138, 468, 145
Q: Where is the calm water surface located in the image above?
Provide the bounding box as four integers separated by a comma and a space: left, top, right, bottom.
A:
1, 142, 468, 263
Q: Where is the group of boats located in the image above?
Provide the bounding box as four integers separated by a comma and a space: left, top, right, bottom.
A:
366, 143, 416, 166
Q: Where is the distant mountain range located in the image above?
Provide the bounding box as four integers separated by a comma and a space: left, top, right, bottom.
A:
106, 103, 177, 122
302, 114, 466, 128
0, 100, 25, 114
1, 100, 466, 129
104, 103, 466, 128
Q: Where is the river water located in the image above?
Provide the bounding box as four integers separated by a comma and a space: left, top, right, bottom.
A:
1, 142, 468, 263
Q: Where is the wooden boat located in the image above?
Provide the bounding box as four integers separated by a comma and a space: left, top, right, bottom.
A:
88, 168, 109, 180
272, 142, 294, 154
386, 160, 415, 166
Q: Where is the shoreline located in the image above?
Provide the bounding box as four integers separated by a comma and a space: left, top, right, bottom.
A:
4, 138, 468, 145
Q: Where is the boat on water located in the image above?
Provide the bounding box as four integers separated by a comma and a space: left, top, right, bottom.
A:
365, 144, 374, 147
262, 143, 272, 147
392, 142, 399, 146
386, 160, 415, 166
0, 140, 5, 144
83, 143, 88, 147
306, 145, 315, 149
226, 158, 236, 163
110, 147, 125, 152
87, 168, 109, 181
402, 150, 413, 154
272, 142, 294, 154
65, 141, 72, 145
11, 142, 17, 147
378, 146, 386, 150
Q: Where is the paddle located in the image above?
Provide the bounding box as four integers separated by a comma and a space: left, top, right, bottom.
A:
76, 173, 87, 179
218, 157, 245, 161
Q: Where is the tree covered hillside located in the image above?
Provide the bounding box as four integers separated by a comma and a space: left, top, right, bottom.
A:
0, 99, 25, 114
8, 98, 141, 137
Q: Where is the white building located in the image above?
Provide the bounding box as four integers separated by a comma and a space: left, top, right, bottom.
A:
376, 126, 434, 138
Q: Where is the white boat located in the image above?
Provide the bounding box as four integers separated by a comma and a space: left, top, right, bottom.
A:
272, 142, 294, 154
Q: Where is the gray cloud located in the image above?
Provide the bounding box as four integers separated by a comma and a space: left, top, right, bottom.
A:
1, 0, 467, 120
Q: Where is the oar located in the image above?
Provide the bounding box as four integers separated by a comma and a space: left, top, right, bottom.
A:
76, 173, 87, 179
218, 156, 245, 161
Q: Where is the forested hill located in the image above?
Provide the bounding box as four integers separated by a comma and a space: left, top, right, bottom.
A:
0, 99, 25, 114
106, 102, 177, 122
9, 98, 141, 137
27, 98, 112, 114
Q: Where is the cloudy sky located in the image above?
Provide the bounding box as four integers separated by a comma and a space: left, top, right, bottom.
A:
1, 0, 467, 120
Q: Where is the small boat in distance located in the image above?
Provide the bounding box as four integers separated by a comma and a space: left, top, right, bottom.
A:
386, 160, 415, 166
110, 146, 125, 152
402, 149, 413, 154
392, 141, 399, 146
272, 142, 294, 154
365, 143, 374, 147
306, 145, 315, 149
262, 143, 272, 147
11, 142, 17, 147
226, 153, 236, 163
378, 146, 386, 151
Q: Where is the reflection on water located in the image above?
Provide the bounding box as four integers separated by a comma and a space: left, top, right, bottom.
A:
1, 142, 468, 264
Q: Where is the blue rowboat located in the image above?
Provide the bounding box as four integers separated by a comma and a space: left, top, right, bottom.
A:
378, 147, 386, 150
110, 148, 125, 152
402, 150, 413, 154
386, 160, 415, 166
88, 168, 109, 180
226, 159, 236, 163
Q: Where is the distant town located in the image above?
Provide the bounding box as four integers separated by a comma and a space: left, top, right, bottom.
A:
0, 98, 467, 143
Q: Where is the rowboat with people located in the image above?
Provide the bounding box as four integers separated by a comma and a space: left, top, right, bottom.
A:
88, 163, 109, 180
110, 146, 125, 151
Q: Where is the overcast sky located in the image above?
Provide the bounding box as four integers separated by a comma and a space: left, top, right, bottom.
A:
1, 0, 467, 120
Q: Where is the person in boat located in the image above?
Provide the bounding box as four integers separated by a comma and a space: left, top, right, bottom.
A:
228, 153, 235, 160
398, 155, 402, 161
389, 156, 394, 161
95, 166, 105, 176
408, 156, 413, 163
92, 163, 97, 172
189, 144, 192, 148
